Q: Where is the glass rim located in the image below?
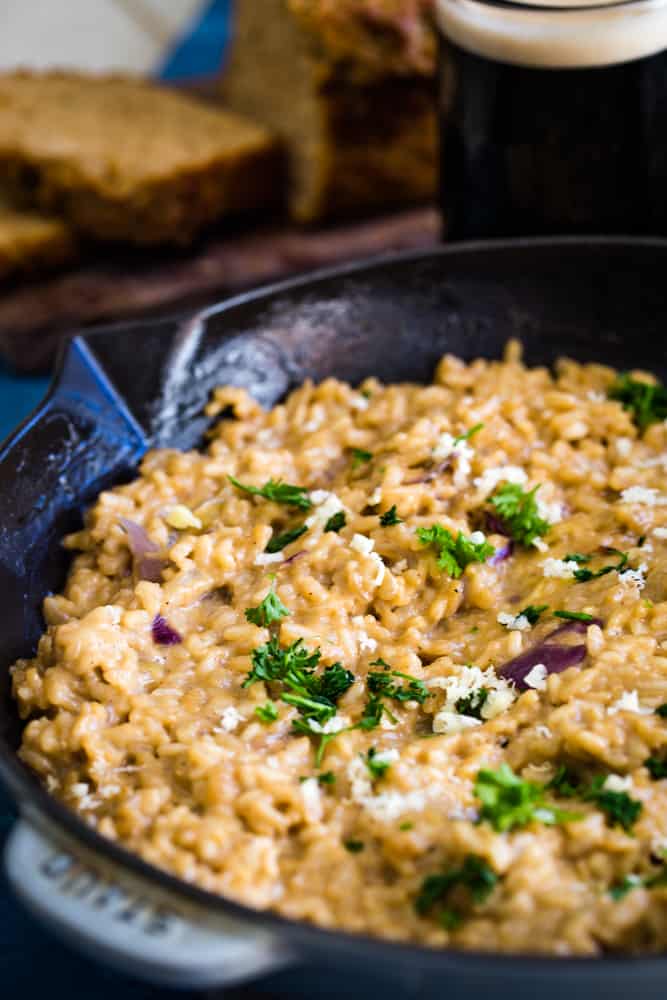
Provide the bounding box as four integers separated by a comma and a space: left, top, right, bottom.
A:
438, 0, 664, 13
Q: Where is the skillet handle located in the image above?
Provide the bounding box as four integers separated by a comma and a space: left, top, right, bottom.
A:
4, 819, 294, 989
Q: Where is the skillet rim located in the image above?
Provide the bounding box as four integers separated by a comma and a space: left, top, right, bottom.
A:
3, 236, 667, 975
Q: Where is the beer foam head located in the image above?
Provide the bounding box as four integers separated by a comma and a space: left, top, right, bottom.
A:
435, 0, 667, 68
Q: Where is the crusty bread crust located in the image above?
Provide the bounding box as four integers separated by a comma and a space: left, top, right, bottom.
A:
223, 0, 438, 222
0, 72, 282, 245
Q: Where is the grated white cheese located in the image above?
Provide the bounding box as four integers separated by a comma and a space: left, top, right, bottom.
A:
469, 530, 487, 546
617, 563, 647, 591
604, 774, 633, 793
532, 538, 549, 553
308, 715, 350, 735
350, 395, 369, 411
300, 777, 323, 822
358, 634, 377, 653
655, 527, 667, 539
474, 465, 527, 497
255, 552, 284, 566
305, 490, 346, 530
497, 611, 532, 632
587, 390, 605, 403
372, 748, 400, 766
542, 557, 579, 579
523, 663, 548, 691
350, 533, 375, 556
428, 664, 516, 729
608, 690, 653, 716
535, 725, 552, 739
620, 486, 667, 506
536, 497, 564, 525
218, 706, 244, 732
432, 432, 474, 488
432, 711, 482, 735
368, 487, 383, 506
363, 790, 428, 822
615, 437, 634, 458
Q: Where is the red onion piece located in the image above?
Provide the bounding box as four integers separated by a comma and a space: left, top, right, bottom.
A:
152, 614, 182, 646
405, 460, 451, 485
500, 643, 587, 690
120, 518, 168, 582
498, 617, 603, 690
485, 512, 509, 536
489, 541, 513, 565
280, 550, 306, 567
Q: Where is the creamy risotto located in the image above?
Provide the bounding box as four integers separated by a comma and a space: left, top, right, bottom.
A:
13, 343, 667, 955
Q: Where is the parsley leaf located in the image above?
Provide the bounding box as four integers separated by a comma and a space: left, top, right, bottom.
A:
608, 373, 667, 432
474, 764, 580, 832
228, 476, 312, 510
351, 448, 373, 470
553, 610, 594, 623
585, 778, 642, 831
324, 511, 346, 533
455, 687, 488, 720
265, 524, 308, 553
355, 695, 397, 731
299, 771, 335, 785
609, 875, 643, 900
379, 505, 403, 526
367, 661, 429, 704
415, 854, 498, 929
645, 756, 667, 780
571, 549, 629, 582
548, 766, 642, 830
417, 525, 495, 578
454, 423, 484, 445
244, 638, 353, 725
245, 583, 290, 627
520, 604, 549, 625
564, 553, 591, 564
365, 747, 392, 780
255, 702, 279, 723
488, 483, 550, 547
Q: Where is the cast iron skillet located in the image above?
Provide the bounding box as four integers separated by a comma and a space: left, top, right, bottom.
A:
1, 239, 666, 998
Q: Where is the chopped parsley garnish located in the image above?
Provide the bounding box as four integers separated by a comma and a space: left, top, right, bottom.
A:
571, 549, 629, 582
520, 604, 549, 625
645, 755, 667, 780
609, 875, 643, 900
553, 610, 594, 623
454, 423, 484, 445
564, 553, 591, 564
351, 448, 373, 470
344, 840, 365, 853
474, 764, 580, 832
415, 854, 498, 930
243, 636, 354, 760
355, 695, 397, 731
548, 766, 642, 831
300, 771, 336, 786
324, 511, 346, 533
399, 821, 414, 831
365, 747, 392, 780
488, 483, 550, 547
265, 524, 308, 553
608, 373, 667, 432
255, 702, 279, 723
379, 505, 403, 526
417, 525, 495, 578
455, 687, 488, 720
228, 476, 312, 510
245, 583, 290, 627
367, 661, 429, 704
656, 704, 667, 718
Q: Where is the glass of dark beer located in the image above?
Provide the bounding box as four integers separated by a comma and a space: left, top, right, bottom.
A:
436, 0, 667, 239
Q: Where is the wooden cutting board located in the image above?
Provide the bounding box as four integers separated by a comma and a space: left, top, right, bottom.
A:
0, 208, 439, 372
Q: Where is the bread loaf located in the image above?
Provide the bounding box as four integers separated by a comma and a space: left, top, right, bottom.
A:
223, 0, 437, 222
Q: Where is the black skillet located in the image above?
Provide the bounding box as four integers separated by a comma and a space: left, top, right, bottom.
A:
0, 239, 666, 998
